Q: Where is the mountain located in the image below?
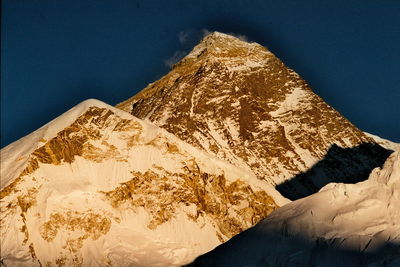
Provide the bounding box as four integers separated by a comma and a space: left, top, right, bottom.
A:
0, 99, 287, 267
117, 32, 392, 199
2, 32, 397, 266
190, 151, 400, 266
364, 132, 400, 151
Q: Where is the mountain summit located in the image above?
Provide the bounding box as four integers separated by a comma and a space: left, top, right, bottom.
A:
1, 32, 396, 266
117, 32, 390, 199
0, 99, 285, 266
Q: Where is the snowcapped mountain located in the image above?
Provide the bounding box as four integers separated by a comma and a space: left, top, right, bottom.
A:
117, 32, 392, 200
190, 151, 400, 266
0, 99, 287, 267
1, 32, 398, 267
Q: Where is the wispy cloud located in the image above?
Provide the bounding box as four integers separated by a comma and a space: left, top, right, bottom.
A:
201, 29, 212, 37
164, 30, 193, 68
164, 50, 187, 68
178, 31, 190, 44
164, 29, 250, 69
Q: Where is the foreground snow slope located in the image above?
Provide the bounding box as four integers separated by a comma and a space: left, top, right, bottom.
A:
191, 151, 400, 266
0, 99, 287, 267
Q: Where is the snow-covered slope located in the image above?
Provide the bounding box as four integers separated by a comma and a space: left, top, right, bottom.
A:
117, 32, 391, 200
2, 32, 397, 267
191, 151, 400, 266
364, 132, 400, 151
0, 99, 287, 267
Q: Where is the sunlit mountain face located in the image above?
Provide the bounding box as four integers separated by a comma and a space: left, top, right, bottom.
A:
118, 32, 392, 200
1, 32, 398, 267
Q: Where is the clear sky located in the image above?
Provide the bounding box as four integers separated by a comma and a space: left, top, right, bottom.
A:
2, 0, 400, 147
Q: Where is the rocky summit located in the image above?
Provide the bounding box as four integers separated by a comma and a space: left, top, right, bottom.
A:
1, 32, 397, 267
117, 32, 391, 199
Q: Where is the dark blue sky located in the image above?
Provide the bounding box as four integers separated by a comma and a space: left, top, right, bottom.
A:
2, 0, 400, 147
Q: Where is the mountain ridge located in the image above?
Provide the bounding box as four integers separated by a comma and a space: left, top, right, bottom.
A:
116, 31, 390, 198
1, 32, 398, 266
0, 98, 287, 266
190, 151, 400, 266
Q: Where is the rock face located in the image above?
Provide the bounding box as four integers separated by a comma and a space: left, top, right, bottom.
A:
117, 32, 390, 198
1, 32, 397, 267
0, 100, 285, 267
190, 151, 400, 266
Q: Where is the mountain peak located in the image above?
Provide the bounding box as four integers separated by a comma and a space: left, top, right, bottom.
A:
181, 31, 271, 65
2, 30, 397, 267
0, 97, 285, 266
200, 31, 247, 45
117, 31, 388, 201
